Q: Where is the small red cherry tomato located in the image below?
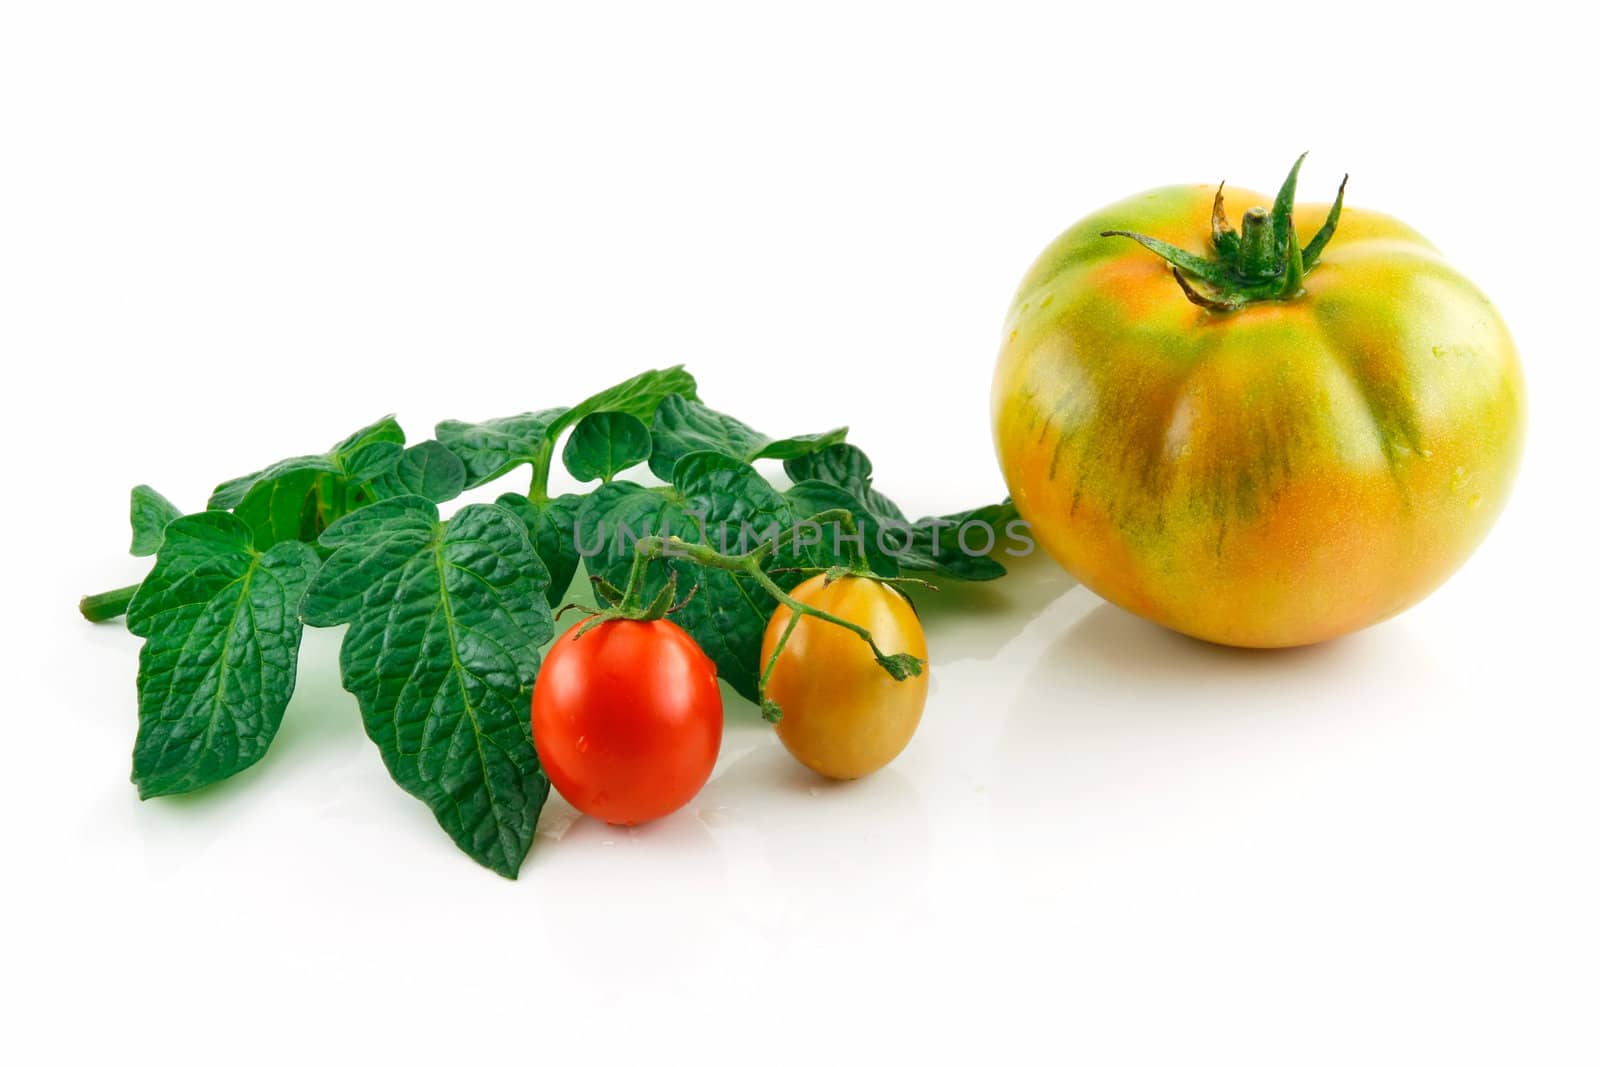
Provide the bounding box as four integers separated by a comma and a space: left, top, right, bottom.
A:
532, 618, 722, 826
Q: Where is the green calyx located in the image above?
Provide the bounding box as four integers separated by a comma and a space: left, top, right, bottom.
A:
1100, 153, 1348, 312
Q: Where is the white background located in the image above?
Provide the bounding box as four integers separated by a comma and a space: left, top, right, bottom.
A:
3, 2, 1595, 1064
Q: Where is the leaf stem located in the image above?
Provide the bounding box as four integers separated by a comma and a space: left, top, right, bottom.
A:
613, 508, 924, 716
527, 440, 555, 503
79, 583, 140, 623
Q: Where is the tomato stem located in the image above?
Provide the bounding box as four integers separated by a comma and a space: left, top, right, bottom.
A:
758, 611, 802, 722
1099, 153, 1348, 312
1237, 207, 1275, 277
743, 559, 921, 681
79, 583, 140, 623
597, 508, 925, 719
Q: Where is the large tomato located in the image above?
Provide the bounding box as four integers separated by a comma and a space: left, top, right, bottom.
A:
992, 159, 1525, 647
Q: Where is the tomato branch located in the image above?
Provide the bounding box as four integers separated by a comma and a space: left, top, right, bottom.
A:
79, 583, 141, 623
602, 508, 924, 721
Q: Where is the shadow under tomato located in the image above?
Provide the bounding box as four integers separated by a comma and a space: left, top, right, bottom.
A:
985, 598, 1447, 834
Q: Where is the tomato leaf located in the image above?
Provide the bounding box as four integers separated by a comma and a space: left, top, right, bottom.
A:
125, 512, 320, 798
899, 501, 1015, 581
209, 416, 406, 510
785, 444, 1012, 580
434, 407, 569, 490
576, 452, 791, 699
647, 394, 847, 481
495, 491, 585, 607
781, 479, 901, 578
301, 497, 554, 879
370, 441, 468, 504
233, 467, 331, 549
209, 416, 408, 548
755, 429, 851, 461
558, 364, 699, 431
561, 411, 652, 483
436, 366, 700, 491
129, 484, 182, 557
782, 442, 874, 492
340, 440, 406, 483
209, 454, 342, 512
329, 414, 408, 458
782, 442, 905, 522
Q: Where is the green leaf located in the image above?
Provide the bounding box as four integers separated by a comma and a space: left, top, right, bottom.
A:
648, 394, 847, 481
125, 512, 320, 798
781, 479, 901, 578
434, 408, 569, 489
434, 366, 699, 492
782, 443, 906, 522
233, 467, 329, 549
785, 444, 1011, 580
129, 484, 182, 557
561, 411, 652, 483
208, 416, 408, 547
330, 414, 407, 460
209, 415, 406, 511
301, 497, 555, 878
755, 429, 851, 461
340, 440, 405, 483
649, 397, 764, 478
557, 364, 699, 432
899, 501, 1016, 581
783, 443, 874, 495
495, 492, 585, 607
209, 454, 341, 512
371, 441, 468, 504
576, 452, 791, 699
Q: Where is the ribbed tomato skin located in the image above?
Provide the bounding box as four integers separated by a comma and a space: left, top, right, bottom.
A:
993, 184, 1525, 647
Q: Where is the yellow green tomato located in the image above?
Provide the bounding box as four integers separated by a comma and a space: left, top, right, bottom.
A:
992, 157, 1525, 647
760, 575, 928, 780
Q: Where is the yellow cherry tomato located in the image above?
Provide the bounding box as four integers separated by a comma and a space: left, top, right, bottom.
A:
760, 575, 929, 780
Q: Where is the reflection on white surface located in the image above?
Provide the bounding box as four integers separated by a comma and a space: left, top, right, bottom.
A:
697, 741, 933, 952
986, 597, 1452, 896
528, 795, 732, 986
